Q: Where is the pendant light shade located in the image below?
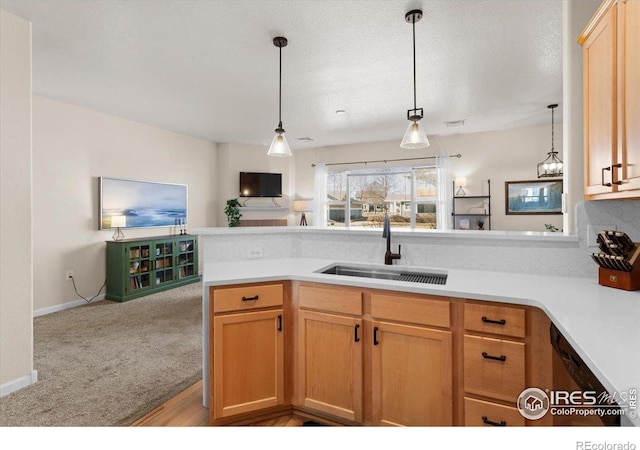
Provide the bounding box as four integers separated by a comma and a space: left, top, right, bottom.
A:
268, 36, 292, 157
400, 10, 430, 149
537, 104, 563, 178
401, 120, 430, 149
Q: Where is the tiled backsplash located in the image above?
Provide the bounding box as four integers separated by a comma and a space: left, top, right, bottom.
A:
200, 200, 640, 279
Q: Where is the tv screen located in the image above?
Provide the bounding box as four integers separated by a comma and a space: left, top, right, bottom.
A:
239, 172, 282, 198
99, 177, 188, 230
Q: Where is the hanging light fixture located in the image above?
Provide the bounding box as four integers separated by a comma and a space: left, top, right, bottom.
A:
537, 104, 563, 178
400, 9, 430, 149
268, 36, 292, 157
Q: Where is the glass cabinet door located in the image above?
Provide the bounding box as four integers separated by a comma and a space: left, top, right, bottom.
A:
153, 240, 175, 286
176, 238, 196, 280
127, 244, 151, 292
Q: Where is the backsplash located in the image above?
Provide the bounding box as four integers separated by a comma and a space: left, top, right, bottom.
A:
199, 199, 640, 279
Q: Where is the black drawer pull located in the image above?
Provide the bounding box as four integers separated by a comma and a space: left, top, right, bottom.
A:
373, 326, 379, 346
482, 352, 507, 362
482, 416, 506, 427
481, 316, 506, 325
241, 295, 259, 301
277, 314, 283, 332
354, 324, 360, 342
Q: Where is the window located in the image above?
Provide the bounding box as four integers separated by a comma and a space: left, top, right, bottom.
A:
323, 166, 444, 230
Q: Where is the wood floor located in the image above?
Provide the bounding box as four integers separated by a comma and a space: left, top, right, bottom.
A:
131, 380, 305, 427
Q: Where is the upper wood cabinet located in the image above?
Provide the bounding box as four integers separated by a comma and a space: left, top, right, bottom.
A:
580, 0, 640, 199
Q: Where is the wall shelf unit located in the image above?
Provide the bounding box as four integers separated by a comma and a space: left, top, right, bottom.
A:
452, 179, 491, 230
106, 234, 199, 302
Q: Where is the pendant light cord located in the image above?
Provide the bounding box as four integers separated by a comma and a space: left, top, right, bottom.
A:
551, 106, 554, 152
278, 45, 282, 127
412, 15, 417, 111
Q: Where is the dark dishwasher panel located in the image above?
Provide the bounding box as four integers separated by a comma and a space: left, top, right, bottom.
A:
550, 323, 620, 426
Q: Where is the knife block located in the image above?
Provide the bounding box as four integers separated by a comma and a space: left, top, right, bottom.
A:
598, 242, 640, 291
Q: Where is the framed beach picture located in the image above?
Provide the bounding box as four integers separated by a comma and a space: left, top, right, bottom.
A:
505, 179, 562, 215
99, 177, 188, 230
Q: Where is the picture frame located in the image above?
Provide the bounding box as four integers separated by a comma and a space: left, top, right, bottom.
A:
505, 179, 562, 215
99, 177, 188, 229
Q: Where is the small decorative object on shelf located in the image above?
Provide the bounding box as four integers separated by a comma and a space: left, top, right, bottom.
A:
224, 198, 242, 227
545, 224, 560, 232
476, 217, 485, 230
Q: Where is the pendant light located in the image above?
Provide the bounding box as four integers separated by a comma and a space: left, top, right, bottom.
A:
268, 36, 292, 157
400, 10, 430, 149
537, 104, 563, 178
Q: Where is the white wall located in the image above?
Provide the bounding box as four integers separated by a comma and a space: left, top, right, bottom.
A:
32, 96, 218, 312
0, 10, 35, 393
216, 143, 295, 226
294, 125, 564, 232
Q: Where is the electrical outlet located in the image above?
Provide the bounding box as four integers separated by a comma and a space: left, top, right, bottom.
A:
587, 225, 617, 248
65, 270, 74, 281
247, 248, 263, 259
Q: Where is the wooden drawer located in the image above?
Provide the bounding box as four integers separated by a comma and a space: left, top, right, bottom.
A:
464, 397, 525, 427
298, 285, 362, 315
370, 293, 450, 328
212, 284, 283, 314
464, 302, 525, 338
464, 335, 525, 402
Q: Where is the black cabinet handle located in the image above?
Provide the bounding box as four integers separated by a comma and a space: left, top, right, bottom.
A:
482, 416, 506, 426
602, 166, 612, 187
373, 326, 379, 346
354, 324, 360, 342
482, 352, 507, 362
241, 295, 259, 301
481, 316, 506, 325
277, 315, 282, 332
612, 163, 623, 185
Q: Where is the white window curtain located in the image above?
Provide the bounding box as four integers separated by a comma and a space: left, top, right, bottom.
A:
313, 163, 327, 227
435, 140, 452, 230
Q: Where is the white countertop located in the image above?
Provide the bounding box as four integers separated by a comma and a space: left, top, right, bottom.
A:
200, 257, 640, 426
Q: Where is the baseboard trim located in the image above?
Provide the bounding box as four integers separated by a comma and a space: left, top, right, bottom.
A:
0, 370, 38, 397
34, 294, 106, 317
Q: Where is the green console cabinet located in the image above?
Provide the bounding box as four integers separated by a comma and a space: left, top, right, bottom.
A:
106, 235, 199, 302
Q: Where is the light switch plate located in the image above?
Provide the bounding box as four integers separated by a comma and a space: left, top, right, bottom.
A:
587, 225, 617, 248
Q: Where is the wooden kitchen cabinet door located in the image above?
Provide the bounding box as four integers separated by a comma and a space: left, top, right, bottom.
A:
371, 321, 453, 426
213, 309, 284, 419
297, 310, 363, 422
618, 0, 640, 193
582, 3, 618, 198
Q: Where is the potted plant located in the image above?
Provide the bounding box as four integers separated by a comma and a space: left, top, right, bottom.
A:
224, 198, 242, 227
476, 217, 485, 230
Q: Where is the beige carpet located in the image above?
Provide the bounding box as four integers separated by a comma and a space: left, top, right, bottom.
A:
0, 282, 203, 426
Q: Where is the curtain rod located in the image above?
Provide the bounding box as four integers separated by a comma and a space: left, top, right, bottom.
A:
311, 154, 461, 168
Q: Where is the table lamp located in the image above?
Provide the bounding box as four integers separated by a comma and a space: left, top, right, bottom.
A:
292, 200, 313, 226
111, 215, 126, 241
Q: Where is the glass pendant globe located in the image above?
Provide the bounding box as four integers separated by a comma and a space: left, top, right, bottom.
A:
267, 131, 292, 157
400, 121, 430, 149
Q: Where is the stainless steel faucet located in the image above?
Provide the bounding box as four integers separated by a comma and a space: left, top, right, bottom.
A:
382, 214, 401, 265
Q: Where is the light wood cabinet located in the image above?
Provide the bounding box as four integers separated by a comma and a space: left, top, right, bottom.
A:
209, 281, 553, 427
297, 309, 363, 422
371, 321, 452, 426
210, 283, 285, 422
580, 0, 640, 199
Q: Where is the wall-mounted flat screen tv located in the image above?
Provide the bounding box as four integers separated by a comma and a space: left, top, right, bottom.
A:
99, 177, 188, 230
239, 172, 282, 198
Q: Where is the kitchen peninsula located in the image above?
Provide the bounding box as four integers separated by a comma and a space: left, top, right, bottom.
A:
195, 227, 640, 427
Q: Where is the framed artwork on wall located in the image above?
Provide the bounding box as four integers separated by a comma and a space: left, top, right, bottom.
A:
505, 179, 562, 215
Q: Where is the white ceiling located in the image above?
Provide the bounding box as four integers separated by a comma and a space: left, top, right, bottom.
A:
0, 0, 563, 150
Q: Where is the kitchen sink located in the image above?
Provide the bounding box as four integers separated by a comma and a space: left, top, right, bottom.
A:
318, 264, 447, 285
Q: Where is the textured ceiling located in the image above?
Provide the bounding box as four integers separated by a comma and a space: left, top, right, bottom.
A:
0, 0, 563, 150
